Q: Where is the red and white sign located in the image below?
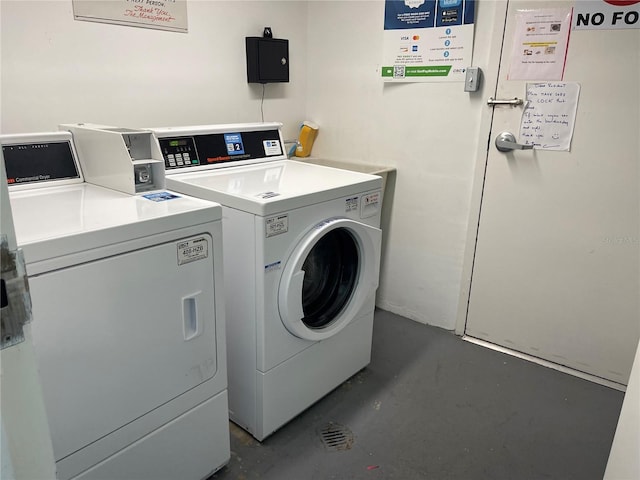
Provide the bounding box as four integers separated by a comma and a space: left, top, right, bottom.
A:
573, 0, 640, 30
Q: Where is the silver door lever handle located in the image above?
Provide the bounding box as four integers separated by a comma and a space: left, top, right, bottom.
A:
495, 132, 534, 152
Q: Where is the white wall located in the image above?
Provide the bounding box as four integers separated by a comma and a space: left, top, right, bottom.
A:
0, 0, 308, 141
306, 1, 500, 329
1, 0, 500, 331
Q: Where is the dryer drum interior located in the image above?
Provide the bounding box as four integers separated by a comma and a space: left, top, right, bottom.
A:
301, 228, 359, 329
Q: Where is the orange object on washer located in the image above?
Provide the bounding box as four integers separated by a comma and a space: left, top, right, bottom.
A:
294, 121, 319, 157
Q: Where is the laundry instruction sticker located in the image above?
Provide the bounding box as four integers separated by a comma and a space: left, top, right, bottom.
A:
225, 133, 245, 155
266, 214, 289, 237
361, 191, 381, 218
177, 237, 209, 265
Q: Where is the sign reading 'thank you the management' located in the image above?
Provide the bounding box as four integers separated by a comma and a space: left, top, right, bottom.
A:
72, 0, 188, 33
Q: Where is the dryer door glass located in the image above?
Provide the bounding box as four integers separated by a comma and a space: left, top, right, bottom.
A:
301, 228, 359, 329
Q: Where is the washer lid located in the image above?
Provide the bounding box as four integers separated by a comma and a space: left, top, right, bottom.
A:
165, 159, 382, 216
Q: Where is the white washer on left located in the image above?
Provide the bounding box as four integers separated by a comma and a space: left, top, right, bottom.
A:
2, 132, 229, 480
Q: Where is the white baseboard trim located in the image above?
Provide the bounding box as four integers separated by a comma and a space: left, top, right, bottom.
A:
462, 336, 626, 392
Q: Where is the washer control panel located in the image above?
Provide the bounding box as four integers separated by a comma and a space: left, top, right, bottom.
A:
159, 137, 199, 169
157, 129, 283, 171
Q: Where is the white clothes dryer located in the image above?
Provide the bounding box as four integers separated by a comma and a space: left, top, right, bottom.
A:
149, 123, 383, 440
3, 132, 230, 480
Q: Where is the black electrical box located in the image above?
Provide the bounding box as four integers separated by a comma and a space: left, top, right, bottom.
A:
245, 37, 289, 84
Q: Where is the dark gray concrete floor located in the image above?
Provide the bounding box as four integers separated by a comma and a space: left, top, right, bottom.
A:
211, 309, 624, 480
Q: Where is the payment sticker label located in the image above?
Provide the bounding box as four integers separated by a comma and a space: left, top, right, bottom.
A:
177, 237, 209, 265
266, 214, 289, 237
263, 140, 282, 156
143, 191, 180, 202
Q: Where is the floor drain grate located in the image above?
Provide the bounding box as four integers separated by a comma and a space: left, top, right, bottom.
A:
318, 423, 354, 451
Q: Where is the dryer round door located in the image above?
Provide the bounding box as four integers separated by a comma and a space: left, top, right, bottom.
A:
278, 217, 381, 341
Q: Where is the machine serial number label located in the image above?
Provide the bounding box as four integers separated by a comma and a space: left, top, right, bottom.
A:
264, 261, 282, 273
345, 196, 359, 212
177, 237, 209, 265
266, 214, 289, 238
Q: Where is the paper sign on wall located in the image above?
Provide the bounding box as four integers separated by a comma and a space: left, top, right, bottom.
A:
72, 0, 188, 33
508, 8, 572, 80
381, 0, 476, 83
519, 82, 580, 151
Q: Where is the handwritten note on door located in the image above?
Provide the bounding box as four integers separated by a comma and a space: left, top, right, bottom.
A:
519, 82, 580, 151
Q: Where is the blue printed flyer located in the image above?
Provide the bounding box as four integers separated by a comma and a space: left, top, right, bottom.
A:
382, 0, 475, 82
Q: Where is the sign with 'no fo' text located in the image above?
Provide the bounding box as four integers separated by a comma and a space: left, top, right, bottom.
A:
573, 0, 640, 30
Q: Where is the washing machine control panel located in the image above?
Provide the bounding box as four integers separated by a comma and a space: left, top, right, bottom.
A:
158, 129, 283, 170
159, 137, 200, 169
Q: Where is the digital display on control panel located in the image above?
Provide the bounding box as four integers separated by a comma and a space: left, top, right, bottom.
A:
158, 129, 283, 170
3, 141, 81, 185
159, 136, 199, 169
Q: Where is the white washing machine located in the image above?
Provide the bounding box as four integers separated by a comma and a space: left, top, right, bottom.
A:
2, 132, 230, 479
149, 123, 383, 440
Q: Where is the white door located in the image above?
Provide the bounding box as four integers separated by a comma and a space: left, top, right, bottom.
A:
464, 0, 639, 386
